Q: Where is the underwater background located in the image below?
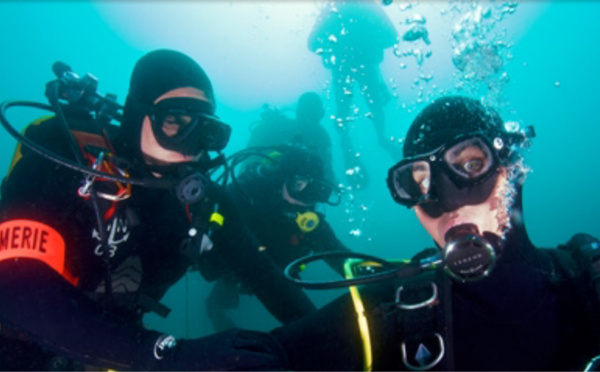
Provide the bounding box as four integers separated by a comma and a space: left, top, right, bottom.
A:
0, 1, 598, 337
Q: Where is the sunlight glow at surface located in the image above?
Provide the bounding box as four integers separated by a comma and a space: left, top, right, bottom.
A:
95, 2, 331, 109
94, 1, 544, 111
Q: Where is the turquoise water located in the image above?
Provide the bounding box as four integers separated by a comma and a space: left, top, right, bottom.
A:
0, 1, 598, 338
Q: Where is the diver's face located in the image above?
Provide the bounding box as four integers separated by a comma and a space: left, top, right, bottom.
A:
282, 181, 312, 207
140, 87, 209, 165
414, 167, 511, 248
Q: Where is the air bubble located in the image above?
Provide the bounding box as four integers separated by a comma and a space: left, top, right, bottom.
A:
349, 229, 362, 237
504, 121, 520, 132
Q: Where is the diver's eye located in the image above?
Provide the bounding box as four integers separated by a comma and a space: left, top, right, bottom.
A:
461, 158, 485, 175
411, 161, 431, 194
445, 139, 492, 179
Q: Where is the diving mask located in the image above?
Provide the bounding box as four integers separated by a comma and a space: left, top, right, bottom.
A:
285, 174, 340, 206
149, 97, 231, 155
387, 135, 504, 217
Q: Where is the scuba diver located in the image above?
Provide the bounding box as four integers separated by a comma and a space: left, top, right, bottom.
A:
308, 0, 400, 188
265, 96, 600, 370
247, 92, 336, 183
0, 49, 306, 370
204, 144, 351, 331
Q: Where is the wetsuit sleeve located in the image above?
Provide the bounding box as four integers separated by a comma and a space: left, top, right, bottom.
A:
270, 292, 363, 371
0, 259, 165, 369
214, 191, 317, 324
0, 259, 289, 371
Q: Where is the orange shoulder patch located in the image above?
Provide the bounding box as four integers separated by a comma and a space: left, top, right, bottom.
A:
0, 219, 78, 286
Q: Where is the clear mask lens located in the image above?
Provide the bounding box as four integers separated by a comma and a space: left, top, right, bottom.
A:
286, 175, 336, 205
150, 98, 232, 153
159, 110, 195, 138
390, 160, 432, 205
289, 176, 310, 194
151, 98, 212, 134
443, 137, 493, 179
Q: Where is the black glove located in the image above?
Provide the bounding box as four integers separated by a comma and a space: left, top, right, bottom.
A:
563, 233, 600, 299
157, 329, 289, 371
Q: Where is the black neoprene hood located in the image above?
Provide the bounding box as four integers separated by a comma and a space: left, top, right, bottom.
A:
403, 96, 505, 158
117, 49, 216, 162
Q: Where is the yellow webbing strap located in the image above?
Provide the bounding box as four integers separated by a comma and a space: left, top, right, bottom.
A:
344, 259, 410, 371
209, 212, 224, 226
344, 259, 375, 372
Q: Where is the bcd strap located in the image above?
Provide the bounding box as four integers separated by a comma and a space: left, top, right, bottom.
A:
395, 269, 454, 371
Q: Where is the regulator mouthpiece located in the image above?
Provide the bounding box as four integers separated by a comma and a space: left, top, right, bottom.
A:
442, 223, 497, 282
175, 172, 210, 204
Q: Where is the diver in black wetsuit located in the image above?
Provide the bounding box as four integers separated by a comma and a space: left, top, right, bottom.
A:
308, 1, 400, 188
268, 96, 600, 371
204, 145, 351, 331
0, 49, 305, 370
247, 92, 336, 183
